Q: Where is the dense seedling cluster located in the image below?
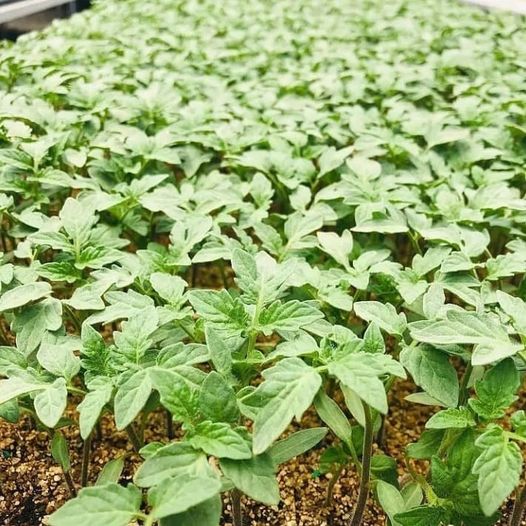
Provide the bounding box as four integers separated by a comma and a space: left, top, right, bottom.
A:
0, 0, 526, 524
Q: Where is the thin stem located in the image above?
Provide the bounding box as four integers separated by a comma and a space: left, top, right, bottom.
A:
510, 485, 526, 526
232, 489, 243, 526
459, 361, 473, 405
349, 403, 373, 526
166, 409, 174, 440
81, 433, 92, 487
325, 465, 344, 507
95, 421, 102, 440
219, 260, 228, 288
63, 303, 82, 334
125, 424, 143, 452
63, 470, 77, 498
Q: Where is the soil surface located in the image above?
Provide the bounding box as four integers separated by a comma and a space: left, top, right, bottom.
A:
1, 378, 522, 526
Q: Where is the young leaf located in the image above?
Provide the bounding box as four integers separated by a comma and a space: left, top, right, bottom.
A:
114, 370, 152, 430
468, 359, 519, 420
51, 432, 71, 472
48, 483, 142, 526
189, 421, 252, 460
0, 282, 51, 312
410, 310, 521, 365
269, 427, 327, 466
328, 352, 405, 414
134, 442, 207, 487
314, 391, 353, 445
220, 453, 280, 505
400, 345, 458, 407
248, 358, 322, 454
148, 474, 221, 519
199, 371, 239, 424
159, 495, 222, 526
354, 301, 407, 336
376, 481, 405, 526
95, 457, 125, 486
473, 426, 522, 516
256, 300, 324, 334
78, 379, 113, 439
394, 506, 450, 526
34, 377, 68, 428
205, 326, 232, 376
425, 408, 475, 430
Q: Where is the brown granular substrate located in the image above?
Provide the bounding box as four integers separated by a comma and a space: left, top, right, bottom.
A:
0, 379, 523, 526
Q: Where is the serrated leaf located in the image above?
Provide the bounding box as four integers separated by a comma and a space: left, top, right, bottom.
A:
134, 442, 207, 487
248, 358, 322, 454
114, 370, 152, 430
426, 408, 475, 430
468, 359, 519, 420
473, 427, 522, 516
400, 345, 458, 407
189, 421, 251, 460
354, 301, 407, 336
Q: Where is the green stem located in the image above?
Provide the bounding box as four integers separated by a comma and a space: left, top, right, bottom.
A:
63, 303, 82, 334
125, 424, 143, 452
232, 489, 243, 526
408, 232, 423, 256
166, 409, 174, 440
246, 292, 263, 359
510, 486, 526, 526
325, 465, 344, 507
349, 403, 373, 526
459, 361, 473, 405
219, 259, 228, 288
81, 433, 92, 487
63, 470, 77, 498
0, 324, 8, 345
67, 386, 86, 396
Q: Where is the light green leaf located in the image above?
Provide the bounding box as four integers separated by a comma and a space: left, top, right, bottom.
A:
410, 309, 521, 365
48, 483, 142, 526
0, 376, 46, 406
314, 391, 352, 445
400, 345, 458, 407
269, 427, 327, 466
468, 359, 519, 420
78, 379, 113, 439
199, 371, 239, 424
34, 378, 67, 428
473, 426, 522, 516
114, 370, 152, 430
425, 408, 475, 430
317, 230, 353, 270
205, 326, 232, 376
256, 300, 324, 335
220, 454, 280, 505
318, 146, 354, 177
249, 358, 322, 454
189, 422, 252, 460
160, 495, 221, 526
134, 442, 207, 487
12, 298, 63, 355
354, 301, 407, 336
148, 474, 221, 519
328, 352, 405, 414
0, 282, 51, 312
95, 457, 125, 486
